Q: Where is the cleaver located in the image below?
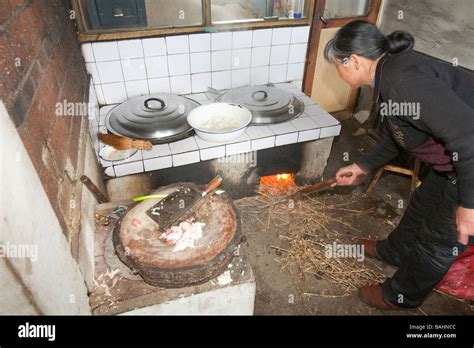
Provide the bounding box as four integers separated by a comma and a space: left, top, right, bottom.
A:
146, 176, 223, 230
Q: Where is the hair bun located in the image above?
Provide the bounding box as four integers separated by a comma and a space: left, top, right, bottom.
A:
387, 31, 415, 54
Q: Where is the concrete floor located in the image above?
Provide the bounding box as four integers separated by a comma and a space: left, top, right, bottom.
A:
237, 119, 473, 315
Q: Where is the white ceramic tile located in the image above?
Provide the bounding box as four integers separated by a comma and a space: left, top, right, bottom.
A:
142, 144, 172, 160
269, 64, 287, 83
148, 77, 171, 93
166, 35, 189, 54
246, 125, 273, 139
190, 52, 211, 73
81, 43, 95, 63
86, 63, 100, 84
189, 33, 211, 52
142, 37, 167, 57
121, 58, 147, 81
212, 50, 231, 71
232, 68, 251, 88
291, 80, 303, 90
272, 28, 292, 45
125, 80, 149, 98
104, 166, 115, 177
252, 29, 272, 47
118, 40, 143, 59
94, 84, 105, 105
200, 146, 226, 161
100, 104, 118, 116
194, 135, 225, 149
250, 66, 269, 85
275, 132, 298, 146
298, 129, 321, 142
251, 46, 271, 67
169, 137, 198, 154
226, 141, 251, 156
185, 92, 208, 101
290, 117, 318, 131
300, 95, 316, 105
168, 53, 190, 76
232, 48, 251, 69
96, 61, 123, 83
144, 156, 173, 171
291, 26, 310, 44
269, 121, 298, 135
114, 161, 144, 177
103, 148, 143, 167
251, 137, 275, 151
304, 104, 328, 117
191, 72, 212, 93
212, 70, 232, 90
173, 151, 200, 166
270, 44, 290, 65
102, 82, 127, 104
145, 56, 169, 78
211, 32, 232, 51
92, 42, 120, 61
310, 114, 340, 128
275, 82, 296, 89
225, 132, 251, 144
288, 43, 307, 63
170, 75, 191, 94
287, 62, 305, 81
232, 30, 252, 49
320, 125, 342, 138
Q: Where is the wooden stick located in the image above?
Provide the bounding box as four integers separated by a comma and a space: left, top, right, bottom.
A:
80, 175, 109, 203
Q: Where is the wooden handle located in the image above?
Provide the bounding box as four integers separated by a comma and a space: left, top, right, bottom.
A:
80, 175, 109, 203
131, 139, 153, 150
298, 172, 353, 195
204, 175, 223, 195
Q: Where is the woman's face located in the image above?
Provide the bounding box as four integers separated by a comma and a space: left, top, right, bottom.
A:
334, 55, 369, 88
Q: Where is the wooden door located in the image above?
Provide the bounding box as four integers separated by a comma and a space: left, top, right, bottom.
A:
303, 0, 382, 117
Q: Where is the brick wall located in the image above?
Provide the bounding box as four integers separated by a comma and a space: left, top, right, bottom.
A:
1, 0, 90, 256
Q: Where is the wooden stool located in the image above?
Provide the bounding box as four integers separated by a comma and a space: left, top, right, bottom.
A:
365, 158, 422, 201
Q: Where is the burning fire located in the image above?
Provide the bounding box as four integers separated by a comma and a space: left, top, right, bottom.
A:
259, 173, 297, 196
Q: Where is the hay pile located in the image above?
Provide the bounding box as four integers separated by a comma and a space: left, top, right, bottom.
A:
236, 192, 386, 295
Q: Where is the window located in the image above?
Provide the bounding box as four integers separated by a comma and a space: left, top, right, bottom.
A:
323, 0, 370, 19
211, 0, 308, 24
73, 0, 314, 41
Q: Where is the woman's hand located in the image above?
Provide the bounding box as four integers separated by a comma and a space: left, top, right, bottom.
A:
456, 206, 474, 245
331, 163, 369, 187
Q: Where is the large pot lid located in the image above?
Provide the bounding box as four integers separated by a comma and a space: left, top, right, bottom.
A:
105, 94, 200, 143
216, 86, 304, 124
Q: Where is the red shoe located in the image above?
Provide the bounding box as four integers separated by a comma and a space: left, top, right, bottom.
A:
358, 284, 414, 310
356, 238, 383, 261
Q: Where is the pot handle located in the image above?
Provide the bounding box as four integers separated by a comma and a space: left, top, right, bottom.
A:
251, 90, 268, 101
144, 98, 166, 110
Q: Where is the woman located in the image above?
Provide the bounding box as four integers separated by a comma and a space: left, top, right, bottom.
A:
325, 20, 474, 310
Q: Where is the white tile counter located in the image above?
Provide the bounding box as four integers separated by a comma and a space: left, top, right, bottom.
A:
90, 82, 341, 178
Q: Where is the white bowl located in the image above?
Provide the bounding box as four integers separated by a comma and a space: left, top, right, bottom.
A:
187, 102, 252, 143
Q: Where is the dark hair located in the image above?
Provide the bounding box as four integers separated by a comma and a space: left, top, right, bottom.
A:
324, 20, 414, 63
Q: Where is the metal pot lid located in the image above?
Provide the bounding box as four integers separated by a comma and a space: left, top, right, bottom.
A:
105, 94, 200, 143
216, 86, 304, 124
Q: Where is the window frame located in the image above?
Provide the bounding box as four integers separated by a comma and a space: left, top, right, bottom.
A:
72, 0, 315, 42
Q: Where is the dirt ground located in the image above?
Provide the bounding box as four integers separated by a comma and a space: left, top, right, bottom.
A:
236, 119, 473, 315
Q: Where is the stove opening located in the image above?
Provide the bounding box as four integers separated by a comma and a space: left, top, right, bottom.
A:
258, 173, 297, 197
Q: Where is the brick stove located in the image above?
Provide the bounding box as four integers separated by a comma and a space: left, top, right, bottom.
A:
87, 81, 340, 315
